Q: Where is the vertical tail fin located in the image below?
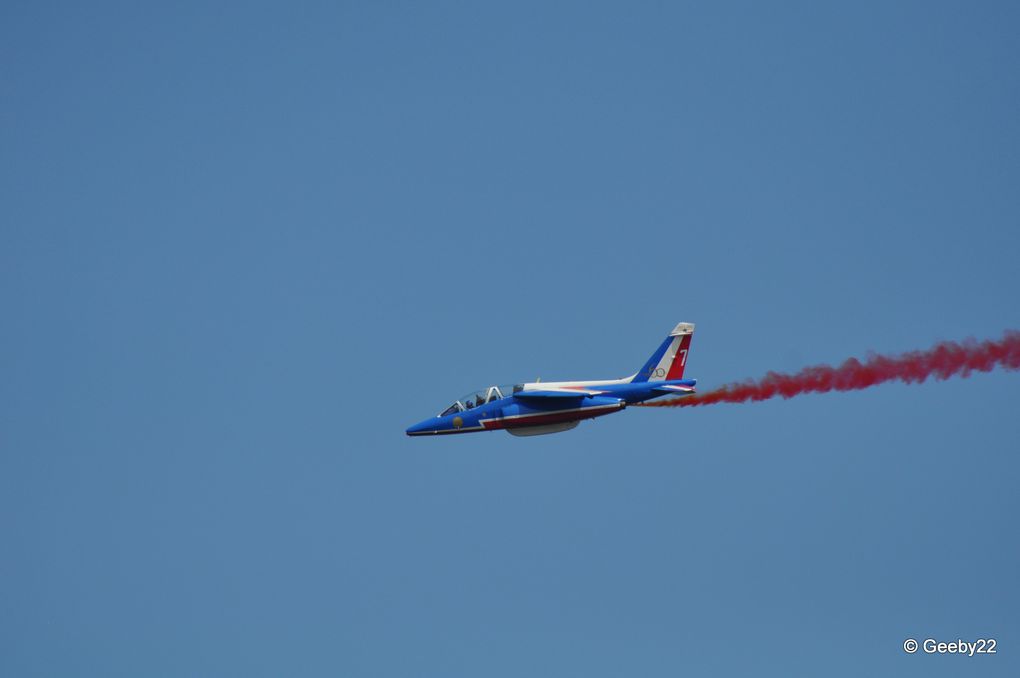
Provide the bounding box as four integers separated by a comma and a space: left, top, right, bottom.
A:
631, 322, 695, 383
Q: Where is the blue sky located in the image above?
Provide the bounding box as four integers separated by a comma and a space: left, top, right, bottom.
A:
3, 1, 1019, 675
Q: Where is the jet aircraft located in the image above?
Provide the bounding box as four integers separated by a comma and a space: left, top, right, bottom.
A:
406, 322, 697, 437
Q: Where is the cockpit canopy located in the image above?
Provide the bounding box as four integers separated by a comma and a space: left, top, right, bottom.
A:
439, 384, 521, 416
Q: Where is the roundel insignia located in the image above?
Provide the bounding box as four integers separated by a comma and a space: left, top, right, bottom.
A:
452, 416, 463, 429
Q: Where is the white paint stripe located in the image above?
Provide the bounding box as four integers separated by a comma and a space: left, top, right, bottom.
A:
480, 402, 623, 427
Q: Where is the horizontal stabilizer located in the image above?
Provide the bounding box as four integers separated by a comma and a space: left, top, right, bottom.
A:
653, 384, 696, 394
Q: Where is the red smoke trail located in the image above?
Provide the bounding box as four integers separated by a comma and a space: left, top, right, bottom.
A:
639, 331, 1020, 408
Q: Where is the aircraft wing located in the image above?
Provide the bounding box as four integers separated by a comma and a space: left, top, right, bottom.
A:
513, 389, 602, 400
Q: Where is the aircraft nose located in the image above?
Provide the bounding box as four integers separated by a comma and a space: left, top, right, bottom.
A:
405, 418, 434, 436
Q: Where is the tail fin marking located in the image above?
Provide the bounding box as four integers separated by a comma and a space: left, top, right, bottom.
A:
632, 322, 695, 383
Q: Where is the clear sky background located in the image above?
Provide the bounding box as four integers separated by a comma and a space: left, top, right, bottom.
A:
3, 1, 1019, 676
